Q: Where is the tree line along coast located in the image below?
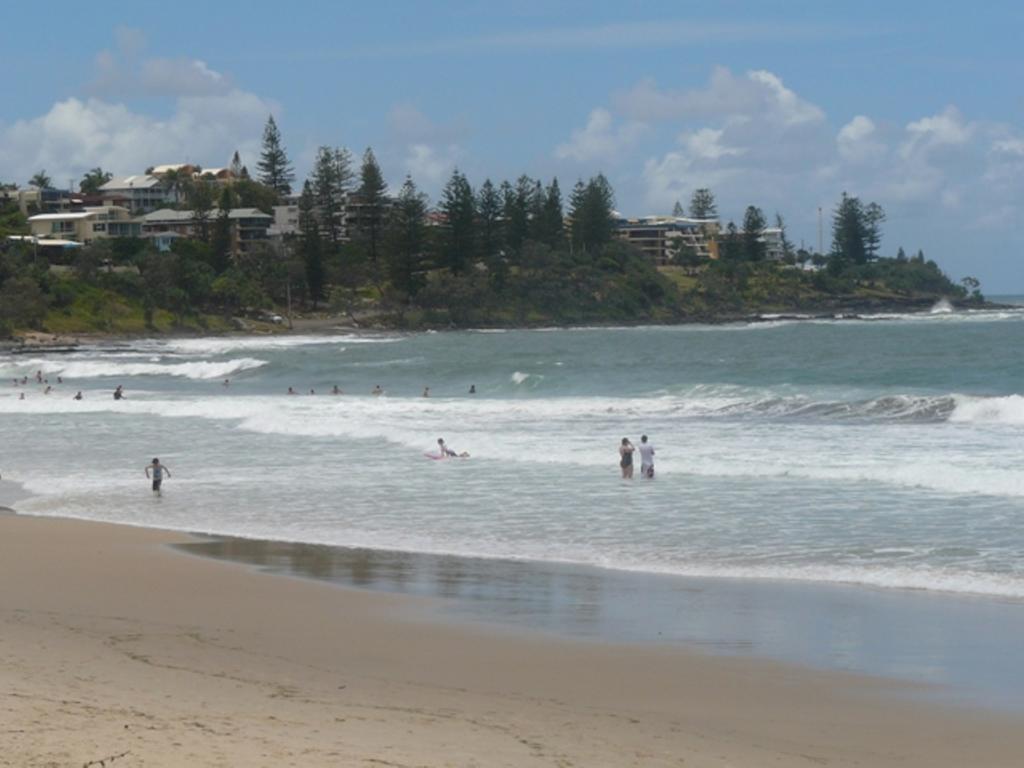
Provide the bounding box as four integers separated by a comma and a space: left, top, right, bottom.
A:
0, 116, 987, 339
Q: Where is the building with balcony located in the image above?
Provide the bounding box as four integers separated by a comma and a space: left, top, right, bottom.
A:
142, 208, 272, 253
613, 215, 719, 265
27, 206, 140, 245
98, 175, 172, 213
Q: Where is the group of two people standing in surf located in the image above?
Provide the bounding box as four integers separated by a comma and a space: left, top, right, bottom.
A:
619, 435, 655, 480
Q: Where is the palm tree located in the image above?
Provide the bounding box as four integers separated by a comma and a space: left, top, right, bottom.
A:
30, 171, 52, 189
80, 167, 112, 195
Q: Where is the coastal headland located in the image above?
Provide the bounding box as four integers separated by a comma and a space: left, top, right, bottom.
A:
2, 512, 1022, 767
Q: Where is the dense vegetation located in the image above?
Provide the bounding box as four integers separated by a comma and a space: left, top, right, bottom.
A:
0, 117, 984, 338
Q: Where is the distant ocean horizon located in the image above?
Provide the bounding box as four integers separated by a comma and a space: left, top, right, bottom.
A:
3, 304, 1024, 602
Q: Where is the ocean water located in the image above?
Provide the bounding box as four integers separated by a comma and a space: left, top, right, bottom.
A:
3, 305, 1024, 602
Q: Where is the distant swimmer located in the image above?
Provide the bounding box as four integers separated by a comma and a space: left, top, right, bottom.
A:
18, 392, 25, 400
73, 391, 83, 400
434, 437, 469, 459
57, 376, 63, 384
145, 457, 171, 497
113, 385, 124, 400
287, 387, 297, 395
44, 386, 52, 395
423, 387, 430, 398
468, 384, 476, 394
222, 378, 230, 387
331, 385, 342, 395
638, 434, 655, 479
619, 437, 635, 479
372, 384, 383, 396
310, 388, 316, 395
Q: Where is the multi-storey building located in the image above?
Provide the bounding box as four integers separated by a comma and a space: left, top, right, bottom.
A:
27, 206, 141, 245
613, 215, 719, 265
98, 175, 171, 214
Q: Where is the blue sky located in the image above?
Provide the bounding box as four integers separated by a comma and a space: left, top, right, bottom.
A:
2, 1, 1021, 289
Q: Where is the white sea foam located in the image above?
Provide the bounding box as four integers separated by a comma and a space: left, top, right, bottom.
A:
949, 394, 1024, 425
2, 357, 267, 380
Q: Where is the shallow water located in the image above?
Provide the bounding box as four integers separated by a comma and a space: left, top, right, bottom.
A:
3, 306, 1024, 601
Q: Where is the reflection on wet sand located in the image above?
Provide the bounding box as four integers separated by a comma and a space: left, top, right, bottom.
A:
178, 535, 1024, 711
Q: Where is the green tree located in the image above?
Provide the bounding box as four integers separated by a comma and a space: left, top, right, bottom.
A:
503, 177, 531, 255
186, 179, 216, 244
210, 185, 235, 273
385, 176, 429, 299
256, 115, 295, 199
775, 213, 795, 262
896, 246, 908, 262
30, 171, 52, 189
298, 180, 325, 306
310, 146, 348, 246
233, 178, 277, 214
742, 205, 767, 262
537, 178, 565, 248
0, 275, 49, 330
80, 167, 112, 195
831, 192, 867, 264
355, 148, 388, 266
689, 188, 717, 220
569, 174, 615, 255
229, 151, 244, 178
477, 178, 503, 261
440, 168, 476, 274
863, 202, 886, 260
672, 200, 685, 217
719, 221, 742, 261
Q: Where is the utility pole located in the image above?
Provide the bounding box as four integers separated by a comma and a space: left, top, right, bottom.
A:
817, 206, 823, 255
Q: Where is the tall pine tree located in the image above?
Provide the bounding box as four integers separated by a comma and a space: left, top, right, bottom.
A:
356, 148, 388, 266
741, 205, 767, 262
385, 176, 429, 299
256, 116, 294, 199
689, 188, 717, 220
297, 180, 324, 306
440, 169, 477, 274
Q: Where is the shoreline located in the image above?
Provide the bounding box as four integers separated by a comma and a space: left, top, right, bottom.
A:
1, 297, 1014, 352
3, 511, 1024, 766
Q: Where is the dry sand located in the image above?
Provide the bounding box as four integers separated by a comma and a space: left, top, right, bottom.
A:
1, 514, 1021, 767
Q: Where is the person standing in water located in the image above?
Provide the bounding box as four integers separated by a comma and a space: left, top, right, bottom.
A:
638, 434, 655, 479
145, 458, 171, 496
619, 437, 635, 479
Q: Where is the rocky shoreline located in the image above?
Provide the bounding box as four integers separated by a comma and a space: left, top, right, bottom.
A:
0, 297, 1013, 353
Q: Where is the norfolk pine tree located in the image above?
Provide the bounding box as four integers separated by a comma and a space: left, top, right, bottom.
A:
257, 115, 295, 199
356, 148, 388, 267
385, 176, 429, 299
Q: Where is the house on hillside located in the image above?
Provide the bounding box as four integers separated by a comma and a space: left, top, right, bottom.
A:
613, 215, 719, 265
98, 175, 173, 213
27, 206, 140, 245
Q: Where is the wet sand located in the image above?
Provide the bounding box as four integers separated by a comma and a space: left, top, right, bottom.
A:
3, 514, 1023, 767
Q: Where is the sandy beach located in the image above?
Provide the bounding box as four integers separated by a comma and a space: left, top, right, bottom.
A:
0, 514, 1021, 767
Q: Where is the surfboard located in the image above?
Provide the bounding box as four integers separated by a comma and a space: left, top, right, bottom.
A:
423, 452, 470, 460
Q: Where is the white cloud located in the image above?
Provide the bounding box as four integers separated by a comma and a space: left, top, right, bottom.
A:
90, 26, 233, 98
900, 106, 972, 159
554, 108, 645, 163
837, 115, 886, 163
612, 67, 824, 127
405, 143, 461, 187
0, 92, 273, 184
992, 137, 1024, 156
680, 127, 744, 161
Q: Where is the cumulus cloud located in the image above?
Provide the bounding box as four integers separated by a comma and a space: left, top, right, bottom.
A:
90, 26, 234, 98
900, 106, 973, 159
0, 93, 273, 184
404, 143, 462, 187
837, 115, 886, 163
554, 108, 645, 163
612, 67, 824, 126
0, 27, 277, 184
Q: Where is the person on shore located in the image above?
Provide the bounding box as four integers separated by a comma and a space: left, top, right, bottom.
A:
469, 384, 476, 394
372, 384, 383, 396
638, 435, 655, 479
145, 458, 171, 497
619, 437, 635, 479
73, 391, 83, 400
